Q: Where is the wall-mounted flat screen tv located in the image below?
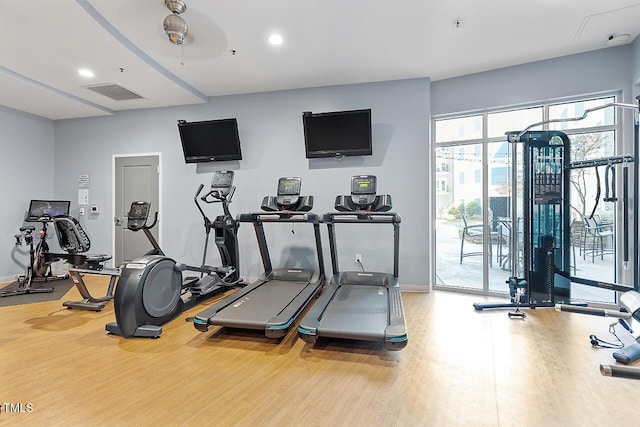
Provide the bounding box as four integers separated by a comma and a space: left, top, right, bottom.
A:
303, 109, 372, 158
178, 118, 242, 163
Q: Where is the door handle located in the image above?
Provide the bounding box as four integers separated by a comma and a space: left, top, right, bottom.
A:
114, 217, 123, 226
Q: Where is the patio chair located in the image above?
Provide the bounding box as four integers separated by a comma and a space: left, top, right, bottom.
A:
582, 215, 614, 262
460, 213, 492, 264
496, 217, 523, 272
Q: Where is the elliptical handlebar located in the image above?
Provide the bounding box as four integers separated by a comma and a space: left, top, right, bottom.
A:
194, 182, 235, 228
226, 186, 235, 202
200, 186, 235, 203
198, 185, 235, 220
201, 190, 223, 203
194, 184, 210, 226
195, 183, 205, 198
145, 211, 159, 230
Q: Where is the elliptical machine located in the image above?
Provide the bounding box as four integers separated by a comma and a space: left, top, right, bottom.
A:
194, 170, 240, 283
106, 171, 241, 338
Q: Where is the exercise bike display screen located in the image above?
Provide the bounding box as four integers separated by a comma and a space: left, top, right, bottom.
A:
278, 178, 301, 196
351, 176, 376, 194
26, 200, 70, 221
128, 202, 150, 219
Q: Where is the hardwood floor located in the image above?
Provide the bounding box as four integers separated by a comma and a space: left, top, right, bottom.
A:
0, 275, 638, 426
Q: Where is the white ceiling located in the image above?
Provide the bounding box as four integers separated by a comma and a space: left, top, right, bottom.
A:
2, 0, 639, 120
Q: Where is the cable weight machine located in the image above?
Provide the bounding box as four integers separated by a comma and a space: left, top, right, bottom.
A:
474, 97, 640, 316
524, 131, 572, 308
474, 131, 574, 317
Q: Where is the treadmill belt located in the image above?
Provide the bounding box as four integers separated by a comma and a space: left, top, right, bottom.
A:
211, 280, 310, 329
318, 285, 387, 340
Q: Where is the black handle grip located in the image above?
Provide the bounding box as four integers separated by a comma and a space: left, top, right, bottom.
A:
601, 364, 640, 379
195, 183, 204, 198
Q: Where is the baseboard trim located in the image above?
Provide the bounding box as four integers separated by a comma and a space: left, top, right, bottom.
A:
0, 274, 19, 285
400, 283, 430, 293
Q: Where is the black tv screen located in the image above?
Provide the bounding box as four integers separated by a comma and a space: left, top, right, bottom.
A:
303, 109, 372, 158
178, 118, 242, 163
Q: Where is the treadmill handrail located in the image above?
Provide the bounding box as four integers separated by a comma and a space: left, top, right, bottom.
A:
324, 211, 400, 278
323, 211, 401, 224
237, 211, 320, 223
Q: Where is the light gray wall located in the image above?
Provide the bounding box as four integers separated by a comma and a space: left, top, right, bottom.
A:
0, 107, 55, 281
432, 45, 633, 116
54, 79, 432, 288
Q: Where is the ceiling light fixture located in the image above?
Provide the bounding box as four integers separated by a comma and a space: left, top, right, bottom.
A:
268, 34, 283, 46
605, 33, 631, 47
78, 68, 95, 78
163, 0, 188, 45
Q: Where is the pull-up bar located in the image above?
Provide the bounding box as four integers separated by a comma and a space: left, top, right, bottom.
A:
508, 99, 640, 143
570, 155, 635, 169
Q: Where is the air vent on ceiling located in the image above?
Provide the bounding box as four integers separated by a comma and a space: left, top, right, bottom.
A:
84, 84, 144, 101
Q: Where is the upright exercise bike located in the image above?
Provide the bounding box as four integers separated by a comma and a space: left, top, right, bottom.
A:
106, 170, 242, 338
2, 200, 72, 298
2, 226, 55, 297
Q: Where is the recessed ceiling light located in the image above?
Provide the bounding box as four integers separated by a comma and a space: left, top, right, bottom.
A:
268, 33, 283, 45
78, 68, 95, 78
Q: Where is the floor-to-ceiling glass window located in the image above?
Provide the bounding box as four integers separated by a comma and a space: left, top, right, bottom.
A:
434, 115, 486, 291
433, 94, 621, 303
486, 107, 542, 293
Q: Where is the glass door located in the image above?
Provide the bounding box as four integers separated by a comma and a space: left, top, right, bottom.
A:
434, 108, 541, 295
487, 140, 523, 293
434, 143, 486, 291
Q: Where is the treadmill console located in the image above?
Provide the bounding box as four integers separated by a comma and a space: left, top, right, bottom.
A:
350, 175, 377, 207
261, 177, 313, 211
335, 175, 392, 212
277, 177, 302, 206
127, 201, 151, 231
210, 170, 234, 197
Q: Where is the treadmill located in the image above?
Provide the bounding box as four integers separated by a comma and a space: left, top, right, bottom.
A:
193, 177, 325, 338
298, 175, 408, 350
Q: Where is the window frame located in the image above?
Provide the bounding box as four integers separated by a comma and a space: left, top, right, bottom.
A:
431, 92, 623, 305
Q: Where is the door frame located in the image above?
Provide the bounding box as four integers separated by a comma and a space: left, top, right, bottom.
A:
112, 152, 162, 264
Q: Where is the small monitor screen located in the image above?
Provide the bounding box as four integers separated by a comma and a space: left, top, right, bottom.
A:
351, 176, 377, 195
128, 202, 150, 219
26, 200, 70, 221
303, 109, 372, 158
278, 178, 302, 196
178, 118, 242, 163
211, 170, 234, 190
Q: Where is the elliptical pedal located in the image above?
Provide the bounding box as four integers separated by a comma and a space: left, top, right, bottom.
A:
190, 275, 223, 297
182, 276, 200, 289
